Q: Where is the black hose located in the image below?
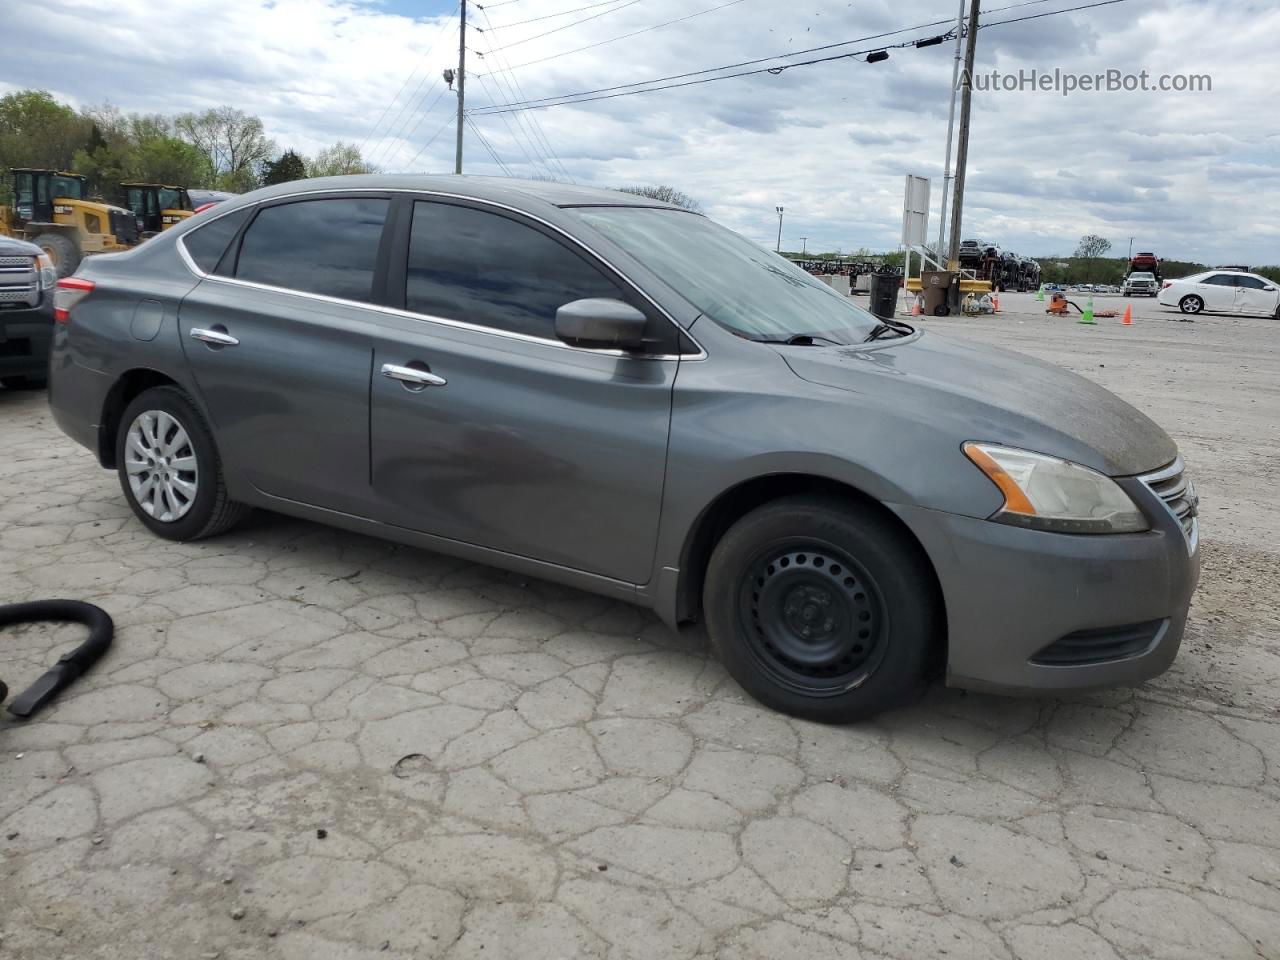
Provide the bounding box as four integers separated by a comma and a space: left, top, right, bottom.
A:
0, 600, 113, 719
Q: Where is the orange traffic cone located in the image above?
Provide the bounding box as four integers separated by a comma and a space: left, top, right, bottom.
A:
912, 294, 922, 317
992, 293, 1000, 313
1121, 304, 1133, 325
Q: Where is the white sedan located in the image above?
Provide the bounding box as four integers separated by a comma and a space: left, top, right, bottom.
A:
1158, 270, 1280, 317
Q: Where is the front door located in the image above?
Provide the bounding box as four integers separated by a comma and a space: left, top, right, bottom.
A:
178, 194, 391, 515
1196, 274, 1235, 311
369, 198, 679, 584
1233, 275, 1279, 316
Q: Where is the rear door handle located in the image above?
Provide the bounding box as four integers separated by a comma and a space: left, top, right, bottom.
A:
381, 363, 447, 387
189, 327, 239, 347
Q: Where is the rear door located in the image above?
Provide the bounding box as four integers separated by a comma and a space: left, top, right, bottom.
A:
177, 194, 391, 515
367, 197, 681, 584
1196, 273, 1235, 311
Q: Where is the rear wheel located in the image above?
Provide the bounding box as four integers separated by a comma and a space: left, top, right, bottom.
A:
115, 386, 249, 541
1179, 294, 1204, 314
703, 496, 940, 723
31, 232, 80, 279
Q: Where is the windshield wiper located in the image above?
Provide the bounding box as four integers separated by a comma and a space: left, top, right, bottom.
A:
753, 333, 845, 346
863, 319, 915, 342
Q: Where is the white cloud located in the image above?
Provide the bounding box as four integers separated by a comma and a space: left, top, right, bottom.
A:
4, 0, 1275, 263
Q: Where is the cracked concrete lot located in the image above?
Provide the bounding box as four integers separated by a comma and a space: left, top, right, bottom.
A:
1, 294, 1278, 959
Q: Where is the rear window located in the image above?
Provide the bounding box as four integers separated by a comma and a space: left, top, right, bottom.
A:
234, 197, 389, 303
182, 206, 251, 274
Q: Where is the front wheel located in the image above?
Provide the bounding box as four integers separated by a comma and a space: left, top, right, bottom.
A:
115, 386, 249, 541
703, 496, 940, 723
1179, 295, 1204, 314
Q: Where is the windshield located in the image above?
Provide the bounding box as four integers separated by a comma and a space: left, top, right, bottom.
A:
1130, 272, 1155, 280
158, 188, 189, 210
51, 175, 83, 200
572, 207, 881, 344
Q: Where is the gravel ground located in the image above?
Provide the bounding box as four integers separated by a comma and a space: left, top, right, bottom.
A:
1, 293, 1277, 959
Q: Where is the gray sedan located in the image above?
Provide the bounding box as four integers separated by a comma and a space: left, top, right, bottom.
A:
47, 176, 1200, 722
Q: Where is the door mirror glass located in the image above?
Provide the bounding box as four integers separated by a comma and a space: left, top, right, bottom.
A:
555, 298, 648, 350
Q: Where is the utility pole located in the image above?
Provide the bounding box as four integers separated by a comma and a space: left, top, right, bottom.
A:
455, 0, 466, 175
946, 0, 980, 309
1128, 237, 1134, 261
775, 206, 784, 252
800, 237, 808, 254
936, 0, 967, 258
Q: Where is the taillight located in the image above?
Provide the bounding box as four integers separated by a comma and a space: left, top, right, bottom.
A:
54, 276, 95, 323
193, 202, 216, 214
1162, 281, 1172, 289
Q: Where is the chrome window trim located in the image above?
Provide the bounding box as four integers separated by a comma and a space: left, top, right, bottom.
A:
175, 187, 706, 362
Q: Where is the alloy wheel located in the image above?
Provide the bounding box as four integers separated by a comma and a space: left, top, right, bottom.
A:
124, 410, 199, 522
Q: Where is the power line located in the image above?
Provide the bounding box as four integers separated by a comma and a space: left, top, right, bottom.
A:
982, 0, 1128, 27
476, 5, 575, 180
474, 74, 559, 177
359, 6, 460, 157
367, 23, 461, 167
471, 0, 1129, 115
403, 110, 462, 170
471, 17, 956, 113
466, 116, 514, 175
479, 0, 751, 75
480, 0, 634, 30
380, 84, 454, 169
479, 0, 643, 54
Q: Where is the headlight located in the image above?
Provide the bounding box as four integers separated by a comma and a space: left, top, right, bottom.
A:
963, 442, 1148, 534
36, 253, 58, 291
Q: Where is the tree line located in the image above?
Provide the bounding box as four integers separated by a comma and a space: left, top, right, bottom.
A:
0, 89, 378, 203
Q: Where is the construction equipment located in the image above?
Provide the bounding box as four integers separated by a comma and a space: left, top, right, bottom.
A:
120, 182, 194, 237
0, 169, 139, 277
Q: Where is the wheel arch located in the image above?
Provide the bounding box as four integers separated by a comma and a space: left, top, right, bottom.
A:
97, 368, 185, 468
671, 473, 947, 658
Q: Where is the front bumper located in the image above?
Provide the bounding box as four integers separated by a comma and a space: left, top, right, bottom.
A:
0, 300, 55, 379
890, 487, 1199, 695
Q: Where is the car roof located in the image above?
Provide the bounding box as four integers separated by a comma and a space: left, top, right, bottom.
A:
238, 174, 685, 212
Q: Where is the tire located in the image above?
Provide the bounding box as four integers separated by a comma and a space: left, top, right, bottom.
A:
1179, 295, 1204, 315
31, 232, 81, 279
703, 495, 941, 723
115, 386, 249, 541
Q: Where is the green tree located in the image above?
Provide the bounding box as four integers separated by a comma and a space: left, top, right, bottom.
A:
0, 91, 92, 199
1073, 234, 1113, 282
175, 106, 275, 189
616, 184, 702, 212
262, 149, 308, 185
307, 142, 378, 178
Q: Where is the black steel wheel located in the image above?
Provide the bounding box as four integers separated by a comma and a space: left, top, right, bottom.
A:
704, 495, 941, 723
739, 542, 888, 697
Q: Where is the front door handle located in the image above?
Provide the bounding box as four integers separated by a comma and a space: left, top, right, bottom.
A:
189, 327, 239, 347
381, 363, 447, 387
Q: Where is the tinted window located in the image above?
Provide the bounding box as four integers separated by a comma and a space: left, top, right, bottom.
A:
405, 201, 626, 339
183, 206, 252, 274
1234, 275, 1267, 289
236, 198, 389, 303
1202, 274, 1235, 286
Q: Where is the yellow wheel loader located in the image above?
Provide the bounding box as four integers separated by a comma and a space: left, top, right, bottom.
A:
120, 182, 194, 237
0, 169, 140, 278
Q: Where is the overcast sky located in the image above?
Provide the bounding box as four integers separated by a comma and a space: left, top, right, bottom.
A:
6, 0, 1275, 264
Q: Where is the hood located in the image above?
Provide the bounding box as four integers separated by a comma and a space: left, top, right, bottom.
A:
781, 331, 1177, 477
0, 235, 42, 257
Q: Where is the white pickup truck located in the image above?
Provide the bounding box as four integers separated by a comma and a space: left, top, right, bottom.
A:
1124, 272, 1160, 296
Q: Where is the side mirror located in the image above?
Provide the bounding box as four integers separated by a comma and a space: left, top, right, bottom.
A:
554, 298, 647, 351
